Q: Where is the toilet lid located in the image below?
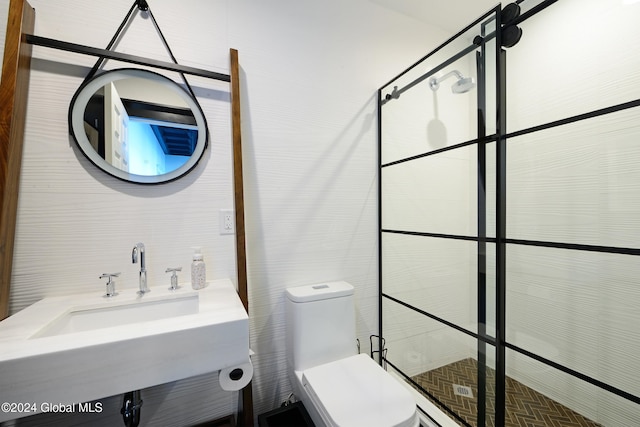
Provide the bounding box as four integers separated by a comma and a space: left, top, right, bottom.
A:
302, 354, 418, 427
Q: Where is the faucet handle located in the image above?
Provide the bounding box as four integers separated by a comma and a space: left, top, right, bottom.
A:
99, 272, 120, 297
165, 267, 182, 290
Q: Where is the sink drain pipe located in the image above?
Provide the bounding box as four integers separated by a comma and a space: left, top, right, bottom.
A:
121, 390, 143, 427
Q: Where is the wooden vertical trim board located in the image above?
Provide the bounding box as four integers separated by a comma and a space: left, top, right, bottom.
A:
229, 48, 253, 427
0, 0, 35, 320
230, 48, 248, 312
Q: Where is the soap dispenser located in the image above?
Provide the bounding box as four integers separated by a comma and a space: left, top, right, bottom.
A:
191, 247, 206, 290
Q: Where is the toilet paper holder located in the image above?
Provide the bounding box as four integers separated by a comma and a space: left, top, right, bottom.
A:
370, 335, 387, 369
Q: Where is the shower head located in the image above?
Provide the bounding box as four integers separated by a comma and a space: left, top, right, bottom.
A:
452, 77, 476, 94
429, 70, 476, 94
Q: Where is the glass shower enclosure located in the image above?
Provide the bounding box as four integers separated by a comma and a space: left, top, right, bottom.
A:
378, 1, 640, 426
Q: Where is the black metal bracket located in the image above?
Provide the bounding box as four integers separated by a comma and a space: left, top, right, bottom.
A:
26, 35, 230, 82
136, 0, 149, 12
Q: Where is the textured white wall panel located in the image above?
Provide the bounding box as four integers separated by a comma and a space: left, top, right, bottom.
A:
0, 0, 450, 424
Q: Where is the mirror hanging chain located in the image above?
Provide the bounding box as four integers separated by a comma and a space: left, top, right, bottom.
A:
83, 1, 137, 83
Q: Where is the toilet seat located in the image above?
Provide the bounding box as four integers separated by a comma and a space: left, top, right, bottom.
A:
301, 354, 418, 427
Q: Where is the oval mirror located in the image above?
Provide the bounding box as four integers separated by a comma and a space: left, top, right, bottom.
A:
69, 68, 208, 184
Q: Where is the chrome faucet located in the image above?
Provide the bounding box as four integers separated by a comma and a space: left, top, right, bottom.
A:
132, 242, 149, 294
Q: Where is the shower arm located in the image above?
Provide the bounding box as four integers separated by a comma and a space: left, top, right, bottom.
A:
429, 70, 464, 91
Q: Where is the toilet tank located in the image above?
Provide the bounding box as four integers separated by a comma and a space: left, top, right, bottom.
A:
286, 281, 357, 372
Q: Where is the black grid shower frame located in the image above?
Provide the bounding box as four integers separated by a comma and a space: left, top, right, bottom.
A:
379, 98, 640, 424
378, 3, 640, 427
378, 5, 502, 426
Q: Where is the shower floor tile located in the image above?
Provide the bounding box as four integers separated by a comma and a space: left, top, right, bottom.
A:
411, 358, 602, 427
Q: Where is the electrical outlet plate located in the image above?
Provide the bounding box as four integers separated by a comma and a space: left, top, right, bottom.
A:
219, 209, 235, 235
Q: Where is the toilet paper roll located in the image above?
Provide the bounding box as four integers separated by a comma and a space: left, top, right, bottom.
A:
219, 360, 253, 391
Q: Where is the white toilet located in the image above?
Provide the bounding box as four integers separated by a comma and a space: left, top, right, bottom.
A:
285, 281, 419, 427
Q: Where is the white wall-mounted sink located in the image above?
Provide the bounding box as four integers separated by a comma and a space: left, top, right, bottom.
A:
0, 278, 249, 423
32, 292, 200, 337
